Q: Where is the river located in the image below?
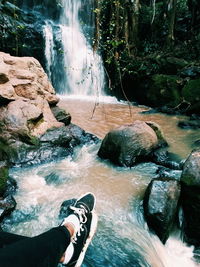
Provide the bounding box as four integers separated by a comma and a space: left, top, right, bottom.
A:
3, 96, 200, 267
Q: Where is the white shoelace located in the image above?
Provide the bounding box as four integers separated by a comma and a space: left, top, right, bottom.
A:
70, 204, 88, 243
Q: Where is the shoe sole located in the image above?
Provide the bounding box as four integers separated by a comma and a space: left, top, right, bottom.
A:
74, 210, 98, 267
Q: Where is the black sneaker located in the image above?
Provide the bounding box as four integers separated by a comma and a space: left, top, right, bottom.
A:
63, 193, 98, 267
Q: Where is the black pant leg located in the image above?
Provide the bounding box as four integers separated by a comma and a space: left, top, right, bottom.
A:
0, 231, 29, 248
0, 226, 71, 267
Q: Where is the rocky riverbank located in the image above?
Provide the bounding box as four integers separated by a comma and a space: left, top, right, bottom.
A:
0, 52, 98, 222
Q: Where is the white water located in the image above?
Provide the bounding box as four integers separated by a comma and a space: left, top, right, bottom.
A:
4, 143, 199, 267
43, 20, 54, 81
43, 0, 105, 96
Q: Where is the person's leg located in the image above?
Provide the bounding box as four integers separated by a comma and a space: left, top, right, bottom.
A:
0, 225, 71, 267
0, 231, 29, 248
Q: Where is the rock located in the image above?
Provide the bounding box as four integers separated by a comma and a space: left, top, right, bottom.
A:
0, 195, 17, 222
192, 139, 200, 149
1, 97, 63, 137
179, 65, 200, 78
178, 117, 200, 129
156, 166, 182, 181
7, 139, 71, 166
51, 106, 71, 125
158, 56, 189, 74
68, 124, 100, 147
180, 148, 200, 246
0, 52, 59, 105
147, 74, 182, 107
3, 177, 17, 198
181, 149, 200, 186
0, 2, 46, 67
151, 150, 182, 170
98, 120, 167, 167
182, 78, 200, 114
40, 126, 72, 146
0, 161, 9, 196
143, 178, 181, 244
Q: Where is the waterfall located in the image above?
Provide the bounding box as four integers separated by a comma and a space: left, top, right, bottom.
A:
43, 0, 105, 96
43, 21, 54, 81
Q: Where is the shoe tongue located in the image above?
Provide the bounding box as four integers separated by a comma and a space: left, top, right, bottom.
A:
77, 202, 89, 213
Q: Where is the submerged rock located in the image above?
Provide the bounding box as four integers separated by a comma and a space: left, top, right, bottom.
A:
98, 120, 167, 167
0, 195, 17, 222
143, 178, 181, 244
180, 149, 200, 247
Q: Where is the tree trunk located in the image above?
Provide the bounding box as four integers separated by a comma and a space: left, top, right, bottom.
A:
125, 0, 140, 55
166, 0, 177, 49
93, 0, 100, 52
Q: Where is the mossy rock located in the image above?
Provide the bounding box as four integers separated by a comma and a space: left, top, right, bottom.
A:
0, 162, 9, 196
147, 74, 181, 107
182, 79, 200, 114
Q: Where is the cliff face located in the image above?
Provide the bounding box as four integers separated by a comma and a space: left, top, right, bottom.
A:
0, 2, 46, 67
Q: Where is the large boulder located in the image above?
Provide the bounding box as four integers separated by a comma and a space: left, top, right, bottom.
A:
0, 52, 62, 144
0, 52, 59, 105
98, 120, 167, 167
0, 52, 97, 166
143, 178, 181, 244
180, 149, 200, 247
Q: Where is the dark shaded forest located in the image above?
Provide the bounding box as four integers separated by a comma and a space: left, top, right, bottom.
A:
95, 0, 200, 114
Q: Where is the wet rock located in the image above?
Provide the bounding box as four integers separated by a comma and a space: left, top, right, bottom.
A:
178, 118, 200, 129
192, 139, 200, 149
98, 120, 167, 167
3, 177, 17, 197
151, 150, 182, 170
180, 148, 200, 247
0, 195, 17, 222
156, 166, 182, 181
0, 161, 9, 196
51, 106, 71, 125
179, 65, 200, 78
40, 126, 72, 146
143, 178, 181, 244
68, 124, 100, 147
0, 2, 46, 67
7, 139, 72, 167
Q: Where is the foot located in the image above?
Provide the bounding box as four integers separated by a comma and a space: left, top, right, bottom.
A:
62, 192, 98, 267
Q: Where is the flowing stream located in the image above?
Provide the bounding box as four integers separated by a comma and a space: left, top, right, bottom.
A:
3, 97, 200, 267
3, 0, 200, 266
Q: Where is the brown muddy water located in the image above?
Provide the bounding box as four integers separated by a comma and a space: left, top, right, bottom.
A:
3, 96, 200, 267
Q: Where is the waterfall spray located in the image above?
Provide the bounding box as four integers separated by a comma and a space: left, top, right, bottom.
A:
43, 0, 105, 96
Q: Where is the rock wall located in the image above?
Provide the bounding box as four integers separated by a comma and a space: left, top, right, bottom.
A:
0, 52, 98, 168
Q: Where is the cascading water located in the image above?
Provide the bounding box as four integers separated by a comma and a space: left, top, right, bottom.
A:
43, 0, 105, 96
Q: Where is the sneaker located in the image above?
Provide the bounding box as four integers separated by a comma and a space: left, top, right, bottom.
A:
62, 193, 98, 267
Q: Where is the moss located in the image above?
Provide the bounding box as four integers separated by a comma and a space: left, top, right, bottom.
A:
182, 79, 200, 114
0, 163, 8, 196
147, 74, 181, 107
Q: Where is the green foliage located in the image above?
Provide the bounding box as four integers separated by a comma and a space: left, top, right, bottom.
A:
0, 165, 8, 196
147, 74, 181, 106
182, 79, 200, 113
